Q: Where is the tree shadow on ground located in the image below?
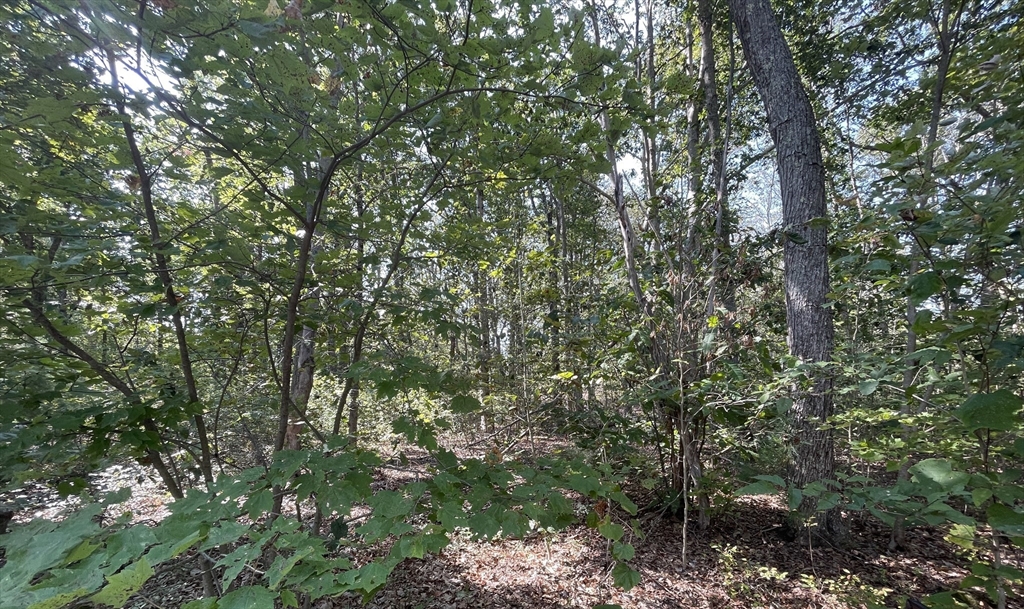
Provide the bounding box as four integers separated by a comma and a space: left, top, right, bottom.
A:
327, 493, 975, 609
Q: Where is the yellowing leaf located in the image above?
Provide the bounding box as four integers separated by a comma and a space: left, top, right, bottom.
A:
90, 557, 154, 607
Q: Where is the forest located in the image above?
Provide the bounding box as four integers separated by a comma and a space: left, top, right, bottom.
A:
0, 0, 1022, 607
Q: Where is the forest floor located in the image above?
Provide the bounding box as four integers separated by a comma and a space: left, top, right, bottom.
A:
1, 440, 1000, 609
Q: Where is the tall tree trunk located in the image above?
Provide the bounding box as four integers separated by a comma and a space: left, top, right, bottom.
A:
728, 0, 842, 540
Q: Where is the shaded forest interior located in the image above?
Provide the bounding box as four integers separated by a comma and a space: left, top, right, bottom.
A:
1, 0, 1023, 607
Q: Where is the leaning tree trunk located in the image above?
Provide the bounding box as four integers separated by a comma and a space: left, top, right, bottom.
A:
728, 0, 842, 540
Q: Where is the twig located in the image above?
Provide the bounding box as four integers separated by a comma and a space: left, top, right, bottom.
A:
134, 592, 167, 609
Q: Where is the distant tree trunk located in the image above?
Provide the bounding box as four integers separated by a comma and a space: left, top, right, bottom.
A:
699, 0, 734, 319
474, 188, 494, 433
728, 0, 842, 540
285, 324, 315, 450
891, 0, 959, 549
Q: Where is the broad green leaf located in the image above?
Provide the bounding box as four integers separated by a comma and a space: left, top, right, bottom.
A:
64, 540, 101, 564
105, 526, 158, 570
267, 547, 313, 589
924, 591, 969, 608
754, 475, 786, 487
467, 511, 501, 539
598, 521, 624, 542
908, 271, 943, 305
202, 521, 249, 550
611, 542, 635, 561
910, 459, 969, 494
25, 589, 91, 609
280, 589, 298, 608
787, 487, 803, 511
450, 394, 481, 414
955, 389, 1023, 432
397, 535, 426, 559
775, 397, 793, 415
567, 473, 602, 496
609, 491, 637, 515
611, 562, 640, 591
858, 379, 879, 395
354, 562, 392, 593
988, 503, 1024, 536
218, 586, 275, 609
864, 258, 891, 272
244, 489, 274, 519
368, 490, 413, 519
217, 543, 265, 591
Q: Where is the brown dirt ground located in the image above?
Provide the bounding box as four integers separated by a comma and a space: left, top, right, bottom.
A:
4, 453, 1020, 609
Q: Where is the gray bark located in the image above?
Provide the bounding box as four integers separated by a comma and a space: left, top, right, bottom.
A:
728, 0, 841, 539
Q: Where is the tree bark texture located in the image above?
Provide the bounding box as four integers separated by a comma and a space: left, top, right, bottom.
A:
728, 0, 841, 539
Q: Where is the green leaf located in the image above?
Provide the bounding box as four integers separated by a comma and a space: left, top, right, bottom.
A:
988, 503, 1024, 536
64, 540, 101, 564
217, 543, 265, 591
754, 475, 786, 487
775, 397, 793, 415
611, 562, 640, 591
567, 473, 601, 496
280, 590, 298, 608
787, 487, 803, 511
398, 535, 426, 559
450, 394, 481, 414
955, 389, 1023, 432
534, 6, 555, 38
467, 511, 501, 539
500, 510, 529, 538
182, 599, 218, 609
609, 491, 637, 515
425, 111, 444, 129
354, 562, 392, 593
598, 521, 624, 542
267, 547, 313, 589
910, 459, 970, 494
945, 524, 976, 551
368, 490, 413, 519
908, 271, 943, 305
924, 591, 969, 608
27, 590, 92, 609
611, 541, 635, 561
218, 586, 275, 609
864, 258, 892, 272
270, 449, 309, 482
202, 521, 249, 550
90, 557, 154, 607
858, 379, 879, 395
244, 489, 274, 519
